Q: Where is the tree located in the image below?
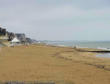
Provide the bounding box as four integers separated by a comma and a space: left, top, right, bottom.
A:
8, 32, 15, 41
0, 27, 2, 35
2, 29, 6, 35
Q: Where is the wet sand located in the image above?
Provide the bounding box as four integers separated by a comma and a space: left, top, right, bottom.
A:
0, 44, 110, 84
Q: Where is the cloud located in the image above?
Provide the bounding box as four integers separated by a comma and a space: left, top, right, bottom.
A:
0, 0, 110, 40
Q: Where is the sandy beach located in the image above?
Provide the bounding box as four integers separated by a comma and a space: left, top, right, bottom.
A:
0, 44, 110, 84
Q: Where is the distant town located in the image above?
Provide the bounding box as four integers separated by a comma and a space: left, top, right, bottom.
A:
0, 26, 37, 46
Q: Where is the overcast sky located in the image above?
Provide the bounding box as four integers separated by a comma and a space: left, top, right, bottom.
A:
0, 0, 110, 41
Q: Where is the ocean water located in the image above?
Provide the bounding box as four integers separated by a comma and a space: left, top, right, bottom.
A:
45, 41, 110, 49
44, 41, 110, 58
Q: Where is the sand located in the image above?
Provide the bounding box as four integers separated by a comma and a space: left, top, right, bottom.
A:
0, 44, 110, 84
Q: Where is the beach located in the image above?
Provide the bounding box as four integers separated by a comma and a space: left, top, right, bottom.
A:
0, 44, 110, 84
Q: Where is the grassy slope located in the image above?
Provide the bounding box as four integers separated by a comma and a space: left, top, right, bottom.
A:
0, 45, 110, 84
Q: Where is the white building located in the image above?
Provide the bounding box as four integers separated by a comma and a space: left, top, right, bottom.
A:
11, 37, 20, 46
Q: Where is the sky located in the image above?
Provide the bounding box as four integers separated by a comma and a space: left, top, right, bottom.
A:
0, 0, 110, 41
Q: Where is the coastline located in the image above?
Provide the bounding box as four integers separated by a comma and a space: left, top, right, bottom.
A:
0, 44, 110, 84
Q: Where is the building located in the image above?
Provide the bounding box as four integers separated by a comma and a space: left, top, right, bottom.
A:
15, 33, 26, 44
11, 37, 20, 46
26, 38, 33, 44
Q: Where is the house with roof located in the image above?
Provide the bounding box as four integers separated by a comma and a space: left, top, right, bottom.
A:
15, 33, 27, 44
11, 37, 20, 46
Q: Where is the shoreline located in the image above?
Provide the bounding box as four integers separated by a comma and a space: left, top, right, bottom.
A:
45, 43, 110, 53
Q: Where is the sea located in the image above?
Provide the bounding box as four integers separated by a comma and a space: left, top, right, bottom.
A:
41, 41, 110, 58
43, 41, 110, 49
